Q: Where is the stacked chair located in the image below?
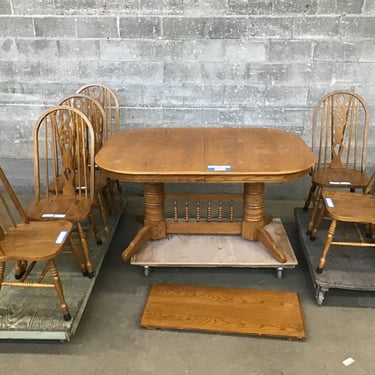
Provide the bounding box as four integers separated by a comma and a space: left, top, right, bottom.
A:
303, 90, 370, 240
25, 105, 100, 279
77, 84, 122, 209
0, 166, 73, 321
58, 93, 111, 239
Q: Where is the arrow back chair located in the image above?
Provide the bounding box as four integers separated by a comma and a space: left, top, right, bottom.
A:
77, 83, 122, 209
303, 90, 370, 239
58, 94, 110, 239
0, 166, 73, 321
26, 105, 101, 278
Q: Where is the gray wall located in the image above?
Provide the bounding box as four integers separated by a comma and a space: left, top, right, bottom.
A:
1, 1, 375, 174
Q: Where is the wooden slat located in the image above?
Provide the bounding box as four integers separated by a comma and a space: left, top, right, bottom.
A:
165, 221, 242, 234
141, 283, 306, 340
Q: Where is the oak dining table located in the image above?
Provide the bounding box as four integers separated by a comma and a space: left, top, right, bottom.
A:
95, 127, 315, 264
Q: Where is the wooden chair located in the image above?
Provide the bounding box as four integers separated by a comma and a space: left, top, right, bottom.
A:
76, 83, 123, 205
316, 172, 375, 274
0, 166, 73, 321
25, 105, 101, 278
76, 83, 120, 141
58, 94, 110, 239
303, 90, 370, 239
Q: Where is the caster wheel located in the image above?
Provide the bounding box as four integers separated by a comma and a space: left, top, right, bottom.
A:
315, 288, 326, 306
143, 266, 151, 277
63, 313, 72, 321
276, 267, 283, 279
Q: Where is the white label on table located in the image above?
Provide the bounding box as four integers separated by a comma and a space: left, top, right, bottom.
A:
329, 181, 351, 185
208, 165, 232, 172
55, 230, 69, 244
342, 357, 355, 367
42, 213, 66, 218
324, 197, 335, 207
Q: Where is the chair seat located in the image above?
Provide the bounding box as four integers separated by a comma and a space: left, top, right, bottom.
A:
0, 220, 72, 261
322, 190, 375, 224
312, 168, 369, 188
26, 196, 93, 222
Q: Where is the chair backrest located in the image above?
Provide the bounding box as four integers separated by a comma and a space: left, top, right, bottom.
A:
58, 93, 106, 156
0, 167, 29, 236
76, 83, 120, 141
32, 106, 96, 201
312, 90, 369, 172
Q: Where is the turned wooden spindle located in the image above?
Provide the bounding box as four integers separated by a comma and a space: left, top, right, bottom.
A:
185, 200, 189, 222
196, 200, 201, 222
207, 200, 212, 222
229, 199, 234, 222
218, 200, 223, 222
173, 200, 178, 222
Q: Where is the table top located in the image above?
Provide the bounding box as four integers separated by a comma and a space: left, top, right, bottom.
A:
95, 127, 315, 183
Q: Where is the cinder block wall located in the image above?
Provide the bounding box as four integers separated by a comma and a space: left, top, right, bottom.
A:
1, 1, 375, 174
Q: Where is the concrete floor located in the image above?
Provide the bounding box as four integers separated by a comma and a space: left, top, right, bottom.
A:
1, 192, 375, 375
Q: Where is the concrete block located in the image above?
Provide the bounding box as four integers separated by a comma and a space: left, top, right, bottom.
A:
120, 17, 161, 38
34, 17, 76, 37
364, 1, 375, 14
140, 0, 184, 15
77, 16, 118, 38
162, 17, 207, 39
317, 0, 363, 14
161, 108, 222, 126
224, 40, 266, 62
273, 0, 318, 14
163, 17, 248, 39
55, 0, 97, 14
0, 61, 42, 82
153, 84, 224, 106
227, 0, 273, 15
269, 40, 313, 63
314, 41, 360, 61
0, 39, 17, 60
224, 85, 265, 106
116, 85, 144, 107
183, 0, 228, 16
14, 39, 60, 61
0, 0, 11, 14
359, 40, 375, 61
123, 107, 163, 127
340, 16, 375, 39
205, 17, 249, 39
57, 39, 100, 59
164, 62, 249, 84
248, 17, 293, 38
12, 0, 55, 15
98, 0, 139, 14
181, 40, 224, 62
265, 86, 308, 106
0, 17, 34, 37
243, 108, 283, 127
333, 62, 375, 84
293, 16, 340, 39
285, 63, 333, 85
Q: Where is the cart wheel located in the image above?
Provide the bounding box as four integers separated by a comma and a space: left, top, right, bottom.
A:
276, 267, 284, 279
315, 288, 326, 306
143, 266, 151, 277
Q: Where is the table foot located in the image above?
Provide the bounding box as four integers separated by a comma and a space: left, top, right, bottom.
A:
121, 226, 152, 262
257, 227, 287, 263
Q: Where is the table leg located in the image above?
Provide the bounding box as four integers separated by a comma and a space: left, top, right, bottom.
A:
241, 183, 287, 263
121, 183, 167, 261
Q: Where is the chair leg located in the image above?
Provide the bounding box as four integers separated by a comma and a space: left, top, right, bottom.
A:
14, 260, 27, 280
310, 196, 326, 240
0, 262, 5, 290
48, 259, 71, 321
303, 183, 317, 211
316, 219, 337, 274
97, 191, 110, 239
67, 236, 88, 276
88, 212, 102, 245
76, 221, 94, 278
307, 185, 322, 236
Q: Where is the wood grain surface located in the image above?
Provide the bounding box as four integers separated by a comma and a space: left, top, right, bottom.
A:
141, 283, 306, 340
